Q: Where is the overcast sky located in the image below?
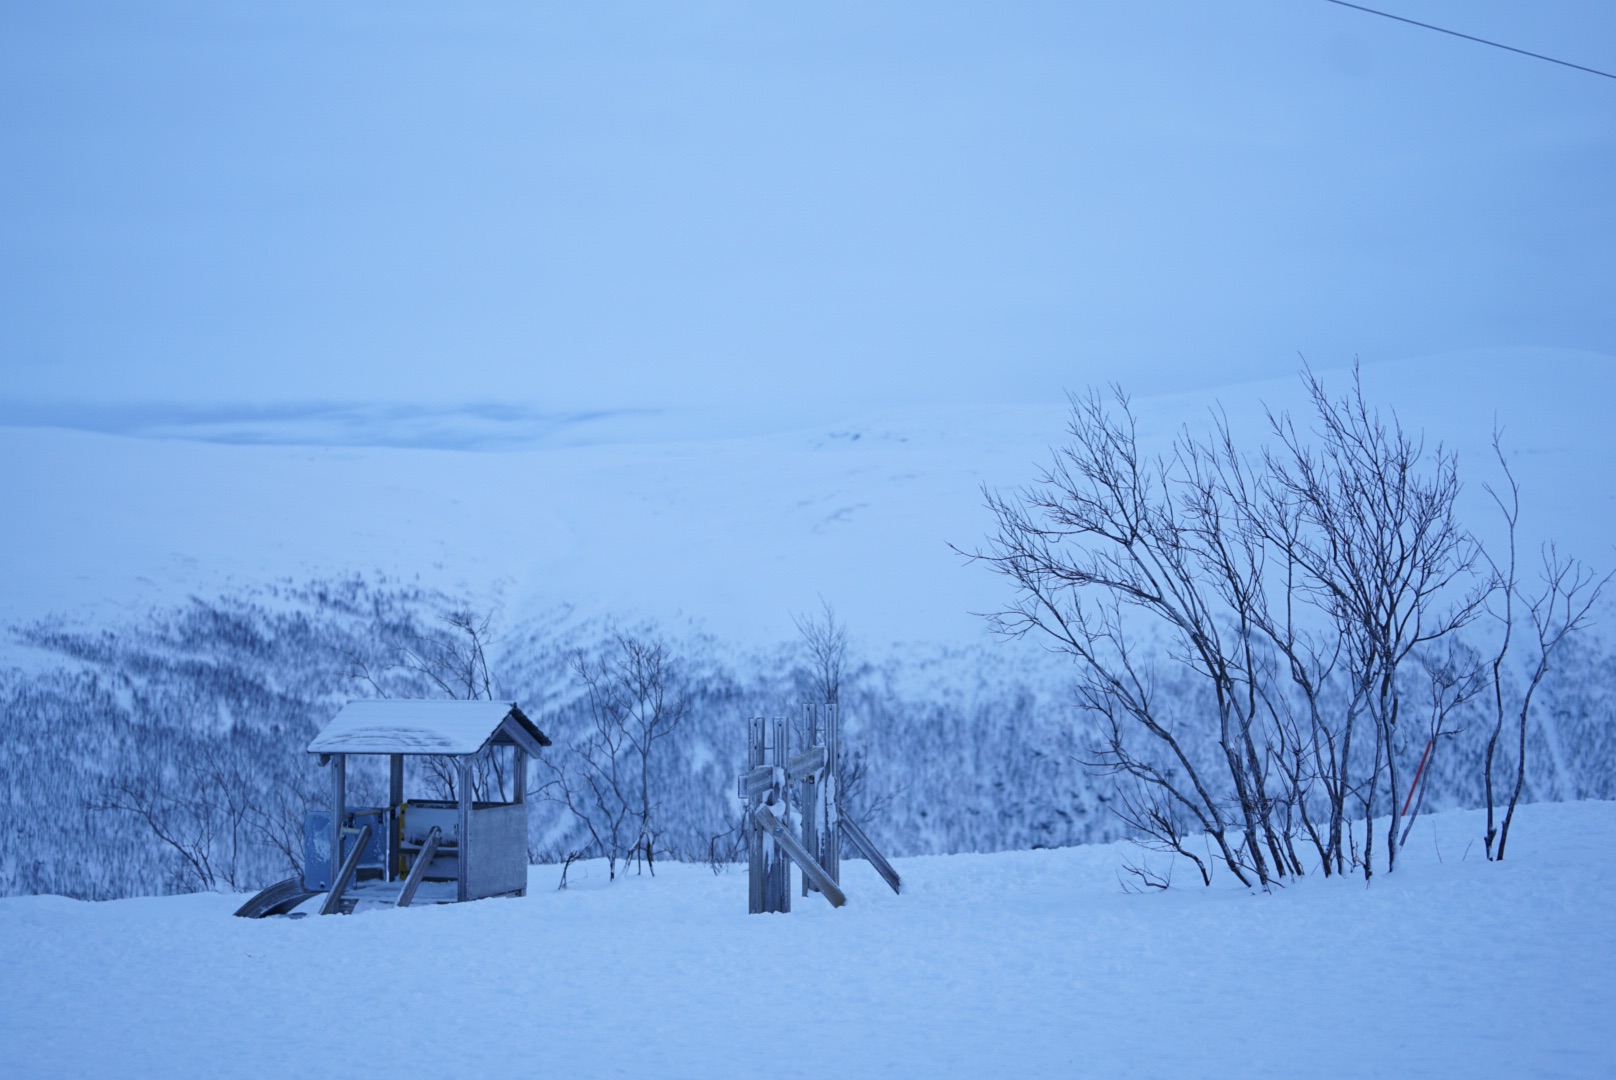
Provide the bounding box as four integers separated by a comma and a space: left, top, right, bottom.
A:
2, 1, 1612, 439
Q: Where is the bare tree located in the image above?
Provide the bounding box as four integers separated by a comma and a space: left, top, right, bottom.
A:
88, 736, 259, 892
1398, 638, 1487, 847
790, 601, 894, 823
1260, 366, 1487, 877
794, 598, 848, 705
966, 366, 1492, 885
349, 608, 515, 802
536, 652, 637, 881
612, 634, 688, 872
967, 388, 1266, 886
538, 632, 688, 879
1480, 447, 1609, 860
397, 609, 498, 702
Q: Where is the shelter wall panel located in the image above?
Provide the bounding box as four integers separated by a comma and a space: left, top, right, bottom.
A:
467, 803, 527, 899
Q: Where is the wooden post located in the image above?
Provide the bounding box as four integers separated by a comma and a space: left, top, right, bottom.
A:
764, 717, 790, 913
801, 703, 820, 896
330, 752, 346, 890
388, 754, 404, 881
457, 758, 473, 903
746, 717, 765, 914
824, 702, 840, 889
511, 746, 528, 898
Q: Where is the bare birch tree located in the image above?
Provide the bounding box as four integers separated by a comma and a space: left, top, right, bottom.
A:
538, 632, 687, 880
1481, 447, 1609, 859
1260, 367, 1487, 877
349, 609, 516, 802
967, 365, 1493, 884
794, 598, 848, 705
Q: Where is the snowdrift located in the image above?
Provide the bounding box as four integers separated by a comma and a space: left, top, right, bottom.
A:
2, 801, 1613, 1078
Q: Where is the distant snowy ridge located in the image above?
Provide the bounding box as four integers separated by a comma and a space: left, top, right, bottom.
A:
2, 351, 1611, 655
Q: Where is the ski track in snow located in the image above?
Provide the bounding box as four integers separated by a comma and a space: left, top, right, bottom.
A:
3, 801, 1613, 1078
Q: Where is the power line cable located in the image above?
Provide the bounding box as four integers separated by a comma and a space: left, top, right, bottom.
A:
1320, 0, 1616, 81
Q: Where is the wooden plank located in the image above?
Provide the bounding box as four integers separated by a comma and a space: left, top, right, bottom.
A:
774, 719, 790, 828
786, 745, 826, 781
753, 806, 845, 908
737, 765, 775, 800
512, 747, 527, 805
840, 813, 901, 895
396, 826, 441, 908
800, 774, 819, 897
320, 823, 372, 915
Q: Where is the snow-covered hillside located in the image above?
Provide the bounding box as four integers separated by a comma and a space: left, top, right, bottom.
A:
3, 352, 1613, 900
2, 352, 1611, 658
4, 801, 1613, 1079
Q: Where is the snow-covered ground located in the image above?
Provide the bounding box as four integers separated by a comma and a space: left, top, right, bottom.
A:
4, 800, 1613, 1078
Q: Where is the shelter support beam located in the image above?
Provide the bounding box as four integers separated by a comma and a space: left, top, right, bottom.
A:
388, 754, 404, 880
330, 753, 346, 896
457, 759, 473, 903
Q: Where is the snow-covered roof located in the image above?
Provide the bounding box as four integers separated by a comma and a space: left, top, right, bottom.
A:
308, 699, 550, 757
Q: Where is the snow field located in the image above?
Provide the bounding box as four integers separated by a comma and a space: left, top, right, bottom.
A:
3, 801, 1613, 1078
2, 352, 1611, 669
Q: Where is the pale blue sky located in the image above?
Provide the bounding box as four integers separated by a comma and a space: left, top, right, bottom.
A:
2, 1, 1612, 441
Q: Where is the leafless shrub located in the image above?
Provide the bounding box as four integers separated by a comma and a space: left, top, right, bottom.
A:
537, 632, 688, 879
349, 608, 517, 802
794, 599, 848, 705
1481, 446, 1610, 859
964, 365, 1499, 885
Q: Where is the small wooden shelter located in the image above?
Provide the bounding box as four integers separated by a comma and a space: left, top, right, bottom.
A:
235, 699, 550, 917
